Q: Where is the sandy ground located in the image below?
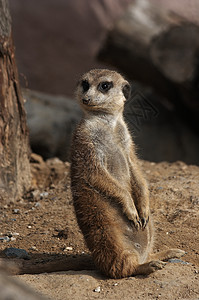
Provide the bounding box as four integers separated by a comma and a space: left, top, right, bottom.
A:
0, 155, 198, 300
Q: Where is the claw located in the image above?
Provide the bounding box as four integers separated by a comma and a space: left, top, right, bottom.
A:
137, 218, 142, 228
134, 222, 140, 231
130, 217, 141, 230
140, 216, 149, 230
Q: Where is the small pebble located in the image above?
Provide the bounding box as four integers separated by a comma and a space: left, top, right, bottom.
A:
12, 232, 20, 236
29, 246, 38, 251
65, 246, 73, 251
27, 225, 32, 229
10, 237, 16, 241
157, 187, 163, 190
13, 209, 20, 214
168, 259, 190, 265
181, 165, 187, 170
0, 236, 10, 242
94, 286, 101, 293
40, 192, 49, 198
5, 232, 19, 237
35, 202, 41, 208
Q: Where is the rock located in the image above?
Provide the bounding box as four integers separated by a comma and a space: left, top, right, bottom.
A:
35, 202, 41, 208
12, 232, 19, 236
94, 286, 101, 293
3, 248, 30, 260
10, 237, 16, 242
98, 1, 199, 165
13, 209, 20, 214
65, 247, 73, 251
23, 89, 82, 161
5, 232, 19, 238
168, 259, 190, 265
10, 0, 130, 96
29, 246, 38, 251
40, 192, 49, 198
0, 237, 10, 242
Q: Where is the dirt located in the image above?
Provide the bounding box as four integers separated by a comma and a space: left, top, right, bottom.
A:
0, 154, 199, 300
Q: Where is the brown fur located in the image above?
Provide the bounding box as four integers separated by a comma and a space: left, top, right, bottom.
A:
70, 69, 185, 279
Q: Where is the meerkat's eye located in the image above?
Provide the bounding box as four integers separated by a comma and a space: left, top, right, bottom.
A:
82, 80, 90, 93
98, 81, 113, 93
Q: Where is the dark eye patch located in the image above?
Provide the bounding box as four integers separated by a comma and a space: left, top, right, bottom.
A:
82, 80, 90, 93
98, 81, 113, 93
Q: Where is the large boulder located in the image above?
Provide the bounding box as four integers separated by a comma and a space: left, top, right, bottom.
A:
10, 0, 131, 96
23, 89, 82, 161
98, 0, 199, 164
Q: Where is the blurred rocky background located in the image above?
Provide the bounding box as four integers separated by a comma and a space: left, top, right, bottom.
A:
9, 0, 199, 164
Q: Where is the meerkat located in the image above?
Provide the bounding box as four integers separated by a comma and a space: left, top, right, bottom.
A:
70, 69, 185, 279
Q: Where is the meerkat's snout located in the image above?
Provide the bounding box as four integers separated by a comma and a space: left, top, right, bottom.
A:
82, 98, 91, 105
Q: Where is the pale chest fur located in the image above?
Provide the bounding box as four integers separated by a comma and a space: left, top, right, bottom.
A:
89, 118, 132, 185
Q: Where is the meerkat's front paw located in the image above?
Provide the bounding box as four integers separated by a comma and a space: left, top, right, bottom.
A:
125, 208, 141, 230
139, 216, 149, 229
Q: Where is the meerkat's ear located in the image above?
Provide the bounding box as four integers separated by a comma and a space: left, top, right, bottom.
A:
122, 83, 131, 100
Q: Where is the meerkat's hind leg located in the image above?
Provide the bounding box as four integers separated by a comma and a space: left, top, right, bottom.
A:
149, 249, 186, 262
108, 251, 166, 278
132, 249, 186, 276
133, 260, 166, 276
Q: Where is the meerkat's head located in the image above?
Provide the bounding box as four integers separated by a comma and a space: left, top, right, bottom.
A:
75, 69, 131, 114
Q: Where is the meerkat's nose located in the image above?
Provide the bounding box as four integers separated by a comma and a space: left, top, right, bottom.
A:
82, 98, 91, 105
